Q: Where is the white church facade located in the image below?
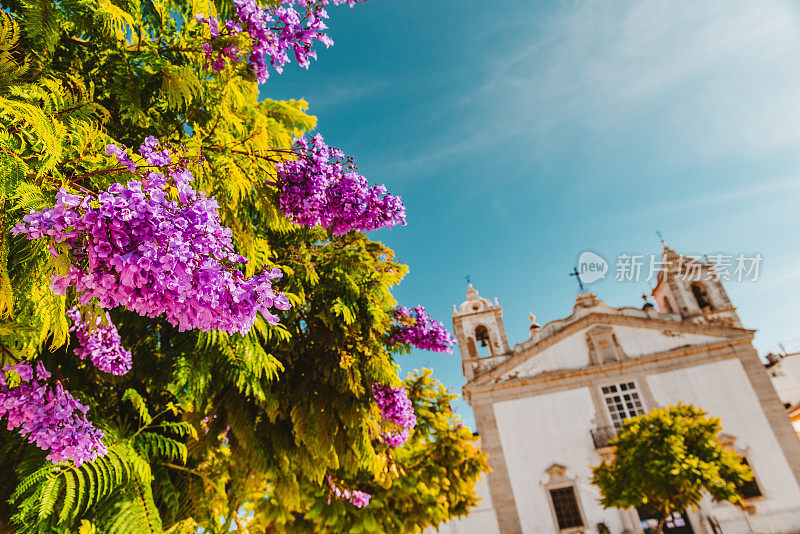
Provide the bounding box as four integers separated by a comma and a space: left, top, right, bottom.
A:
432, 246, 800, 534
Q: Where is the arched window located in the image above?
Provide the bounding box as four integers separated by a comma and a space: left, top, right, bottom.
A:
475, 325, 492, 357
662, 298, 674, 314
691, 282, 714, 311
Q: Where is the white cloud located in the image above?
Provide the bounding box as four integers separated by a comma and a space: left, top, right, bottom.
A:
624, 174, 800, 216
308, 76, 389, 113
400, 0, 800, 168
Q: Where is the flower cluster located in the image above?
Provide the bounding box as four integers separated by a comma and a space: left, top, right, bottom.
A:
66, 306, 132, 376
372, 383, 416, 447
381, 428, 410, 447
276, 134, 406, 234
327, 477, 371, 508
372, 384, 416, 428
391, 306, 456, 353
196, 0, 361, 83
13, 137, 291, 335
0, 362, 106, 465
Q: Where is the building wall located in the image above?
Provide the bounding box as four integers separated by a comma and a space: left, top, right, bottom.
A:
510, 325, 721, 378
478, 354, 800, 533
445, 279, 800, 534
492, 387, 627, 534
647, 359, 800, 513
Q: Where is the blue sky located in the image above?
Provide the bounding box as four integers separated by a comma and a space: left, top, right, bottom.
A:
263, 0, 800, 429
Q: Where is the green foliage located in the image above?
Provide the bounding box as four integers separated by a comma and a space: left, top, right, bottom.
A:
20, 0, 61, 54
4, 407, 198, 534
204, 370, 489, 533
160, 66, 202, 111
10, 445, 131, 529
301, 370, 489, 534
0, 11, 28, 89
591, 403, 753, 532
0, 1, 490, 532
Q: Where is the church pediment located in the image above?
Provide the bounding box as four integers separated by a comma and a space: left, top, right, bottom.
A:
467, 312, 753, 388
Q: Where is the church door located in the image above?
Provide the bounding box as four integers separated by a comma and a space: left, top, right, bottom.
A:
636, 504, 694, 534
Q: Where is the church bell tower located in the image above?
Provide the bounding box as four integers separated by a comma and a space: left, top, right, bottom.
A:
452, 284, 511, 381
651, 244, 742, 328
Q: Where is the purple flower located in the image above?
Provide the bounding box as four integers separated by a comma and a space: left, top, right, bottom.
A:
0, 362, 106, 465
381, 428, 410, 447
139, 136, 172, 166
391, 306, 456, 353
194, 0, 364, 84
349, 490, 371, 508
105, 144, 137, 173
13, 137, 292, 335
372, 383, 416, 448
327, 476, 372, 508
276, 135, 406, 234
67, 306, 133, 376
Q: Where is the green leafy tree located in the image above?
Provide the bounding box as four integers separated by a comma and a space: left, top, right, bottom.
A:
0, 1, 488, 532
591, 403, 753, 534
256, 370, 489, 533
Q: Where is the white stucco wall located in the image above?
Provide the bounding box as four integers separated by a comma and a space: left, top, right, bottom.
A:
438, 309, 800, 534
508, 325, 720, 378
513, 329, 593, 374
455, 357, 800, 534
492, 387, 628, 534
646, 359, 800, 513
612, 327, 717, 360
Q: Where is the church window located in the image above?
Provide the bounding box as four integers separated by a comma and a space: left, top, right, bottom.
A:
475, 325, 492, 357
737, 458, 763, 499
549, 487, 584, 529
662, 298, 674, 314
601, 382, 645, 429
691, 282, 714, 311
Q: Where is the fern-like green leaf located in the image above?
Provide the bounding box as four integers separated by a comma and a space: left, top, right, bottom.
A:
106, 476, 163, 534
58, 470, 79, 524
134, 432, 188, 464
10, 444, 133, 529
20, 0, 60, 53
123, 388, 154, 425
37, 474, 62, 521
93, 2, 135, 42
158, 421, 198, 440
161, 66, 201, 110
9, 464, 59, 502
0, 11, 28, 89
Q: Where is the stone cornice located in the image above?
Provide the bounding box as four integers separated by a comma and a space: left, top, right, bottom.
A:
469, 311, 754, 388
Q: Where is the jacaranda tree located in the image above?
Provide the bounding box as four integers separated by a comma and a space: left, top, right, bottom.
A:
592, 403, 753, 534
0, 1, 488, 532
